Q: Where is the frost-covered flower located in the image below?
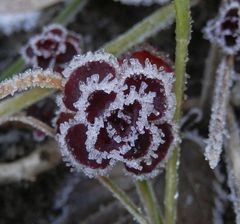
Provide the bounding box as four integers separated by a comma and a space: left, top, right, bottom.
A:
56, 50, 176, 179
115, 0, 170, 6
21, 24, 82, 72
204, 0, 240, 55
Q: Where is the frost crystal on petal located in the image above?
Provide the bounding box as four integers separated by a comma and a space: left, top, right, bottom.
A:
205, 58, 234, 169
204, 0, 240, 55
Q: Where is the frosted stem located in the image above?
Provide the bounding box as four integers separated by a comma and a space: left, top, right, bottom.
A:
0, 114, 56, 138
205, 56, 233, 169
136, 180, 164, 224
0, 70, 64, 100
97, 176, 149, 224
226, 107, 240, 224
164, 0, 191, 223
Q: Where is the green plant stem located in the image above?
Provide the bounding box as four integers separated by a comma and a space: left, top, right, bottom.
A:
0, 88, 54, 119
104, 3, 175, 56
164, 0, 191, 223
0, 0, 87, 81
98, 176, 149, 224
136, 180, 164, 224
52, 0, 87, 24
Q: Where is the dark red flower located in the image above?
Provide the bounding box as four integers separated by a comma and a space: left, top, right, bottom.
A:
56, 50, 175, 179
204, 0, 240, 54
22, 24, 81, 72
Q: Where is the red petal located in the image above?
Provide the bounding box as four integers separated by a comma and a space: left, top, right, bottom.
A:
123, 128, 152, 159
35, 39, 59, 55
106, 101, 141, 138
63, 61, 116, 111
95, 125, 123, 152
131, 50, 173, 72
56, 42, 78, 64
66, 123, 109, 169
124, 75, 166, 121
86, 90, 117, 123
56, 112, 75, 133
125, 123, 173, 176
36, 56, 53, 69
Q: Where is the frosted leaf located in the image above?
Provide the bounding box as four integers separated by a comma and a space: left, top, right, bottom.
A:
0, 11, 40, 35
0, 69, 64, 100
204, 0, 240, 55
205, 59, 234, 169
115, 0, 170, 6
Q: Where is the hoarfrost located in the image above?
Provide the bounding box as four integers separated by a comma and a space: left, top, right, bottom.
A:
0, 69, 64, 100
0, 11, 40, 35
205, 59, 233, 169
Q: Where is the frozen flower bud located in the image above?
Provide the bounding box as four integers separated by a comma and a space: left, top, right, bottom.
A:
204, 0, 240, 55
21, 24, 82, 72
56, 50, 176, 179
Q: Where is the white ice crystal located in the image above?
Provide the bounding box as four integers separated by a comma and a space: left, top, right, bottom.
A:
0, 11, 41, 35
115, 0, 170, 6
205, 59, 234, 169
